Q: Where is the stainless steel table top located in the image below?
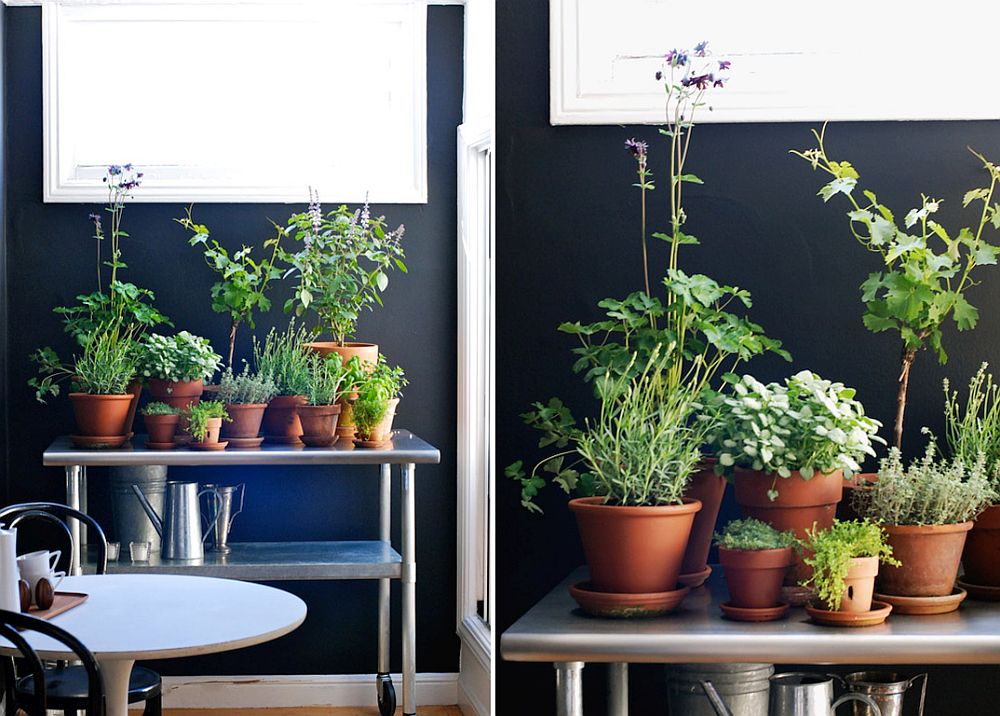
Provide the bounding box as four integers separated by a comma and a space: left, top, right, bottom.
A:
43, 429, 441, 466
501, 567, 1000, 665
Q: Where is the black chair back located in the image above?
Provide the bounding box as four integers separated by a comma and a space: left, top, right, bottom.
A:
0, 502, 108, 574
0, 609, 104, 716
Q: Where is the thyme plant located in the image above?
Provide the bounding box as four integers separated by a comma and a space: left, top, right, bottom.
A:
943, 363, 1000, 474
714, 518, 797, 551
217, 365, 278, 405
251, 322, 313, 397
801, 519, 898, 611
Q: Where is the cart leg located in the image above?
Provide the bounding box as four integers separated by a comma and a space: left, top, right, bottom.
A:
79, 466, 88, 561
402, 463, 416, 715
554, 661, 584, 716
377, 464, 395, 716
65, 465, 83, 575
608, 662, 628, 716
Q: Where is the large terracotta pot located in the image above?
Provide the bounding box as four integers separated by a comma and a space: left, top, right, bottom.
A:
221, 404, 268, 439
962, 505, 1000, 586
837, 472, 877, 523
839, 556, 878, 613
569, 496, 701, 594
719, 546, 794, 609
69, 393, 133, 436
148, 378, 204, 408
306, 342, 380, 438
878, 522, 972, 597
123, 378, 142, 437
143, 413, 179, 445
297, 404, 342, 447
680, 461, 727, 584
354, 398, 399, 447
261, 395, 308, 444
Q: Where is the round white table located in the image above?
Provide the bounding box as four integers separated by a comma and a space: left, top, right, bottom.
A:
0, 574, 307, 716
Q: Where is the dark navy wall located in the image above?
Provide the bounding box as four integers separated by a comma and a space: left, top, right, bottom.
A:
497, 0, 1000, 712
5, 6, 461, 676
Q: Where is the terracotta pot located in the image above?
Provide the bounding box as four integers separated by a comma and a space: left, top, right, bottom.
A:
306, 343, 379, 437
123, 379, 142, 437
878, 522, 972, 597
962, 504, 1000, 586
838, 556, 879, 613
719, 546, 794, 609
355, 398, 399, 446
221, 404, 268, 440
148, 378, 204, 408
297, 404, 342, 447
69, 393, 133, 437
261, 395, 308, 444
191, 416, 223, 446
680, 461, 727, 577
837, 472, 877, 523
569, 496, 702, 594
143, 413, 180, 444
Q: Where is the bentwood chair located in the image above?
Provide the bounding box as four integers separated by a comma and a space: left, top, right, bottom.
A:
0, 608, 105, 716
0, 502, 162, 715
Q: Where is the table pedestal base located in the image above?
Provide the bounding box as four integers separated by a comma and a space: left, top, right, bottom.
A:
98, 658, 135, 716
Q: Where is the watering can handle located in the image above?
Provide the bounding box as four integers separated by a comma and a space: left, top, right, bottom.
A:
698, 680, 733, 716
197, 488, 223, 544
908, 673, 928, 716
832, 693, 882, 716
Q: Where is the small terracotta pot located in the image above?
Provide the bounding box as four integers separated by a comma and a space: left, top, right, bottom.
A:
963, 504, 1000, 586
837, 472, 877, 522
719, 546, 794, 609
261, 395, 308, 444
354, 398, 399, 446
191, 416, 223, 446
838, 556, 879, 613
221, 403, 269, 440
123, 378, 142, 437
680, 460, 727, 577
297, 404, 342, 447
69, 393, 133, 437
878, 522, 972, 597
735, 468, 844, 582
143, 413, 180, 445
306, 343, 379, 437
569, 496, 702, 594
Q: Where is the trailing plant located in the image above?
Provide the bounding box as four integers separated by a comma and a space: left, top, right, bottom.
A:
705, 371, 884, 497
187, 400, 230, 443
353, 390, 390, 435
303, 353, 348, 406
176, 208, 283, 368
142, 402, 179, 417
29, 325, 138, 401
792, 125, 1000, 449
136, 332, 222, 384
217, 364, 278, 405
943, 363, 1000, 474
714, 518, 797, 551
801, 519, 898, 611
276, 190, 406, 346
251, 321, 312, 396
854, 439, 997, 526
507, 347, 713, 513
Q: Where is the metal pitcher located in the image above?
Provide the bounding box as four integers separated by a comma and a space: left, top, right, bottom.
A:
131, 481, 219, 561
844, 672, 927, 716
769, 673, 882, 716
201, 483, 245, 554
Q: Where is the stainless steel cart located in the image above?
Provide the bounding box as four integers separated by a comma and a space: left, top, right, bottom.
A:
502, 566, 1000, 716
43, 430, 441, 716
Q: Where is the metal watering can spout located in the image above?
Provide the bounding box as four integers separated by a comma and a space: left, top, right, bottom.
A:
699, 680, 735, 716
131, 484, 163, 537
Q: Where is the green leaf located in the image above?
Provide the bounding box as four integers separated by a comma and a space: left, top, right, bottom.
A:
953, 294, 979, 330
818, 177, 857, 202
964, 188, 990, 207
678, 173, 704, 184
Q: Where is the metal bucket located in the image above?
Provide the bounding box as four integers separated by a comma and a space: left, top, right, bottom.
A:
110, 465, 167, 554
844, 672, 927, 716
666, 663, 773, 716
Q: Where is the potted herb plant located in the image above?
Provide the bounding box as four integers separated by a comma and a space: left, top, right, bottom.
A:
714, 518, 797, 621
217, 365, 278, 449
853, 441, 995, 608
296, 353, 348, 447
30, 326, 139, 448
277, 190, 406, 367
142, 402, 180, 449
352, 357, 407, 448
793, 127, 1000, 449
253, 322, 312, 444
187, 401, 230, 451
137, 331, 221, 407
801, 520, 898, 625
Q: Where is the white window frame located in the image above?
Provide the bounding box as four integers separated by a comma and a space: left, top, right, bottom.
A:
41, 0, 428, 203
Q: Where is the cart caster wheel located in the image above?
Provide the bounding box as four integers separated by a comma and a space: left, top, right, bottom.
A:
377, 673, 396, 716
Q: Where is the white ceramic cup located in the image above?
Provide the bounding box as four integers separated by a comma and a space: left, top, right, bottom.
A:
17, 550, 65, 604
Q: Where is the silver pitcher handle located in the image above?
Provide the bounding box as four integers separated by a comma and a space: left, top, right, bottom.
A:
229, 483, 246, 530
908, 673, 928, 716
197, 488, 223, 544
831, 693, 881, 716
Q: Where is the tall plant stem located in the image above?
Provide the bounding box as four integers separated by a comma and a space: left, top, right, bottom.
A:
228, 318, 240, 369
894, 345, 917, 450
640, 184, 650, 297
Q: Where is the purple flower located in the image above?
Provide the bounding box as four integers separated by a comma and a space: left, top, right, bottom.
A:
694, 41, 708, 57
681, 73, 714, 90
713, 78, 725, 88
665, 49, 688, 67
655, 70, 663, 81
718, 60, 731, 71
625, 138, 648, 159
88, 213, 101, 223
107, 165, 122, 176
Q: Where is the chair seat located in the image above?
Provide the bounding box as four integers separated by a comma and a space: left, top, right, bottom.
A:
16, 663, 161, 706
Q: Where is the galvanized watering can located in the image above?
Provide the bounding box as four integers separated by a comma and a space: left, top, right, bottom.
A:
132, 481, 219, 560
702, 672, 882, 716
843, 672, 927, 716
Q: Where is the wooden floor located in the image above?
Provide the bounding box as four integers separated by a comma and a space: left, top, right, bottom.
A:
163, 708, 463, 715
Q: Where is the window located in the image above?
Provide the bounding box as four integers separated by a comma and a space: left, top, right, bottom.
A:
43, 0, 427, 202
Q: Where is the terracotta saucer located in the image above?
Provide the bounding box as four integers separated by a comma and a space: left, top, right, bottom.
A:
354, 439, 392, 449
188, 441, 229, 451
874, 588, 967, 615
956, 578, 1000, 601
568, 580, 689, 619
70, 435, 129, 449
301, 436, 339, 448
806, 600, 892, 628
678, 566, 712, 589
782, 585, 815, 607
144, 441, 177, 450
264, 435, 304, 446
720, 601, 790, 622
226, 436, 265, 449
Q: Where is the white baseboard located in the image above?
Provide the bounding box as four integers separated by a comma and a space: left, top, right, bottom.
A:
152, 673, 459, 710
